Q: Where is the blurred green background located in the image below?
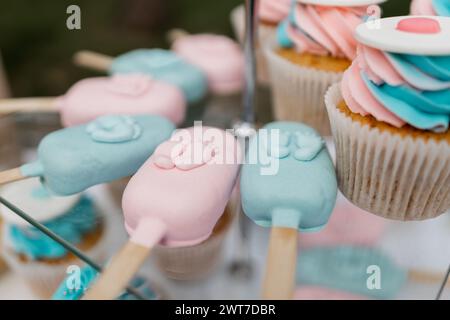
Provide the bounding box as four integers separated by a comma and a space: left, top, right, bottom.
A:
0, 0, 412, 97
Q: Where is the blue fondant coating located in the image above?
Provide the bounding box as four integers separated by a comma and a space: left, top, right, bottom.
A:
20, 115, 175, 196
240, 122, 337, 232
8, 196, 98, 260
296, 246, 408, 300
110, 49, 208, 104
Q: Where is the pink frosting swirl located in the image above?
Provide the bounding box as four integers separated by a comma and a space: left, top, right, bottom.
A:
286, 4, 371, 60
411, 0, 438, 15
259, 0, 290, 24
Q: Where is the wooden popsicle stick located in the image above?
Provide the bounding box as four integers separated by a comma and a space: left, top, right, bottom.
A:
83, 241, 151, 300
0, 97, 58, 114
73, 50, 113, 72
262, 227, 298, 300
0, 168, 27, 185
167, 29, 190, 44
408, 269, 450, 285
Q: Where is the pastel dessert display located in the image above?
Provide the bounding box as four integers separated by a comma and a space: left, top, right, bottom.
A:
299, 193, 386, 248
52, 265, 163, 300
84, 126, 241, 299
411, 0, 450, 16
240, 121, 337, 299
265, 0, 385, 136
230, 0, 290, 84
73, 49, 208, 106
0, 115, 175, 196
293, 286, 367, 300
171, 31, 245, 128
325, 16, 450, 220
0, 178, 109, 298
0, 74, 186, 126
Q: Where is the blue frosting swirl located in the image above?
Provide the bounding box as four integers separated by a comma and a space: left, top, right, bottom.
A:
433, 0, 450, 16
52, 266, 157, 300
8, 196, 99, 260
110, 49, 207, 104
359, 51, 450, 132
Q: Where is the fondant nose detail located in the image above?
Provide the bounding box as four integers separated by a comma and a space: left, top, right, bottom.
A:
396, 17, 441, 34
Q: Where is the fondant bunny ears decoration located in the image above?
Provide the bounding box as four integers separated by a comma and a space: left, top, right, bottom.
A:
266, 130, 325, 162
152, 130, 229, 171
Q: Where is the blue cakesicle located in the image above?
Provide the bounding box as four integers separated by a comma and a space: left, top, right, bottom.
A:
296, 246, 407, 300
52, 265, 158, 300
20, 115, 175, 196
110, 49, 208, 104
240, 122, 337, 232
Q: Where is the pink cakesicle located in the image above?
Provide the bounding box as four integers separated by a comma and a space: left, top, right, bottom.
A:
0, 74, 187, 126
298, 193, 386, 248
172, 34, 245, 95
84, 126, 241, 300
294, 286, 367, 300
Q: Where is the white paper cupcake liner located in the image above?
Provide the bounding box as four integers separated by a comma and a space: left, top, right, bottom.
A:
154, 205, 235, 280
1, 208, 113, 299
325, 83, 450, 221
265, 42, 343, 137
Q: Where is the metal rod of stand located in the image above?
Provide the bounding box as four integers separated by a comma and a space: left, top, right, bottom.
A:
0, 196, 145, 300
242, 0, 259, 124
436, 263, 450, 300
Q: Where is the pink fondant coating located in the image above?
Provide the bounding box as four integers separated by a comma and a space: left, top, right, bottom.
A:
172, 34, 245, 95
410, 0, 438, 16
294, 286, 367, 300
299, 193, 386, 248
58, 74, 186, 127
259, 0, 290, 23
396, 17, 441, 34
122, 127, 241, 248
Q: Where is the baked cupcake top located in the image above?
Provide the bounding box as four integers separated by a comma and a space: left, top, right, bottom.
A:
259, 0, 291, 24
341, 16, 450, 132
0, 179, 99, 260
411, 0, 450, 17
277, 0, 385, 60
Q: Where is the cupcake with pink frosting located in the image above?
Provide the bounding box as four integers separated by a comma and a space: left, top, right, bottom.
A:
325, 16, 450, 220
230, 0, 290, 84
265, 0, 384, 136
411, 0, 450, 16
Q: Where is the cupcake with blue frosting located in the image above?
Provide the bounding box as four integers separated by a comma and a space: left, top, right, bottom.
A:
52, 265, 163, 300
325, 16, 450, 220
0, 178, 109, 298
